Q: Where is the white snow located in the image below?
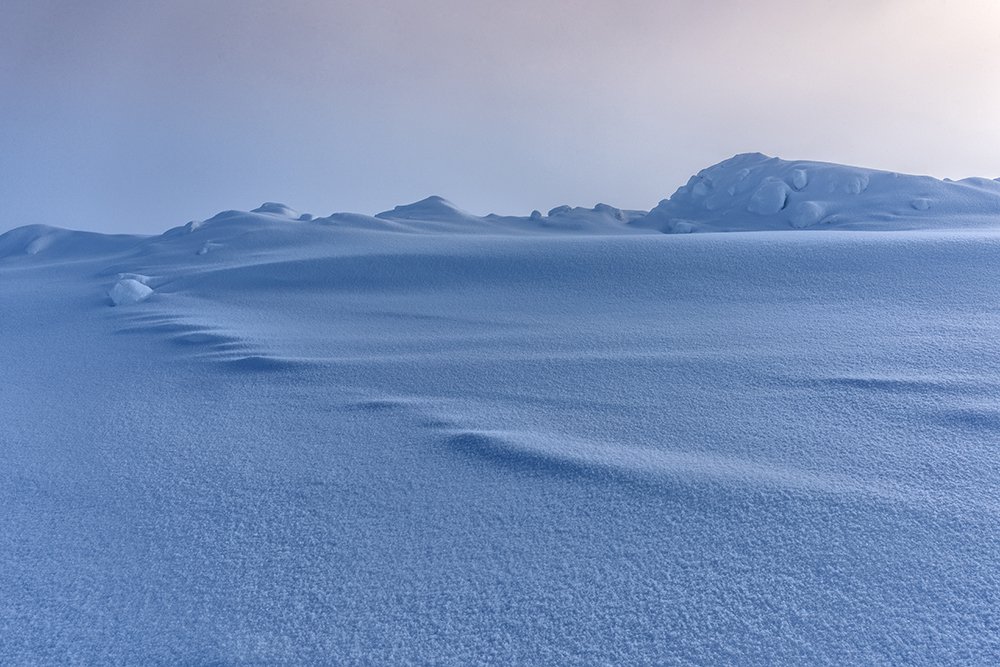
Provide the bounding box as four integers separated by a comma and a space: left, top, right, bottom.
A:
3, 155, 1000, 664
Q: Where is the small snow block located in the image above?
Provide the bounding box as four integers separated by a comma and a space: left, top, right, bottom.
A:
790, 201, 824, 228
109, 278, 153, 306
747, 179, 790, 215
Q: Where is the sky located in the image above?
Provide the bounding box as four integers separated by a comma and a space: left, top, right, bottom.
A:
2, 0, 1000, 234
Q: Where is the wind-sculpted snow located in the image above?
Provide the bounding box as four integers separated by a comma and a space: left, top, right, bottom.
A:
3, 158, 1000, 663
444, 429, 1000, 515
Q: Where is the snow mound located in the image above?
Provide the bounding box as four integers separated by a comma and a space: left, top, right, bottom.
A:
251, 202, 301, 218
636, 152, 1000, 233
376, 196, 474, 222
0, 225, 142, 259
108, 278, 153, 306
522, 203, 646, 232
370, 196, 649, 234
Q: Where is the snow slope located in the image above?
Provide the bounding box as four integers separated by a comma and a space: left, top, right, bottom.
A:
3, 157, 1000, 664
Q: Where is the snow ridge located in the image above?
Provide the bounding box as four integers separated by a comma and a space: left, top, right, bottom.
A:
4, 154, 1000, 262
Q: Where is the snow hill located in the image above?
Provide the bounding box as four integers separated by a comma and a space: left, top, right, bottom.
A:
3, 154, 1000, 664
636, 153, 1000, 233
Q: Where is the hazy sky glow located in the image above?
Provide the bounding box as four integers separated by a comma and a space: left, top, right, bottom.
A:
3, 0, 1000, 233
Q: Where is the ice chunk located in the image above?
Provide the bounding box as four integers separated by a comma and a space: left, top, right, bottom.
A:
747, 179, 790, 215
109, 279, 153, 306
789, 201, 824, 228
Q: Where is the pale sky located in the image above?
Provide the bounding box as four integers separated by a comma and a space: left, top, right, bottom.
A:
3, 0, 1000, 233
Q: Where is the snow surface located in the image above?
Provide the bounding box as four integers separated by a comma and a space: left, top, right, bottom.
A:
3, 155, 1000, 664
